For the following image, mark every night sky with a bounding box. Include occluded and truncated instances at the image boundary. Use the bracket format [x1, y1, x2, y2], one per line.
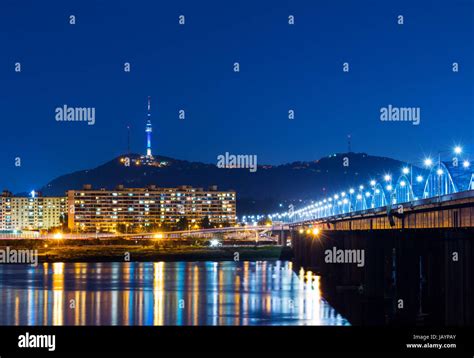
[1, 0, 472, 193]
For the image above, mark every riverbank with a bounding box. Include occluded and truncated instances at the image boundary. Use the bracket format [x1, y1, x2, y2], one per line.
[0, 239, 292, 262]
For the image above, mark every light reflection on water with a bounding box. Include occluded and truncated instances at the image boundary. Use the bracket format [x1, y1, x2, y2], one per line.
[0, 261, 350, 326]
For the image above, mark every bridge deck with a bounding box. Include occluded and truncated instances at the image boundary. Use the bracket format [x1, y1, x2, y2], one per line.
[291, 190, 474, 230]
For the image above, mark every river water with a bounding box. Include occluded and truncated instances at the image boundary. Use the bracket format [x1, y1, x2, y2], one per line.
[0, 261, 349, 326]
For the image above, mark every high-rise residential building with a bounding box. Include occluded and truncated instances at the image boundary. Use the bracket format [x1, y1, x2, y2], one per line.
[0, 190, 67, 231]
[67, 184, 236, 232]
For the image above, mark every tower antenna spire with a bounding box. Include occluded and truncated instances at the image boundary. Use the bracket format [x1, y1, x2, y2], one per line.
[347, 134, 352, 153]
[127, 125, 130, 154]
[145, 96, 153, 158]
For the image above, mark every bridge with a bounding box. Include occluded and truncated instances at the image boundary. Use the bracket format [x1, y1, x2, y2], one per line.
[271, 149, 474, 325]
[292, 190, 474, 231]
[0, 224, 281, 244]
[255, 152, 474, 251]
[276, 155, 473, 227]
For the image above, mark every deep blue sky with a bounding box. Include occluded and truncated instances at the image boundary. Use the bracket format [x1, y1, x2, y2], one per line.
[0, 0, 473, 192]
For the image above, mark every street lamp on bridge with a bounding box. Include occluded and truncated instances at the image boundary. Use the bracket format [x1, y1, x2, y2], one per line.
[424, 145, 470, 200]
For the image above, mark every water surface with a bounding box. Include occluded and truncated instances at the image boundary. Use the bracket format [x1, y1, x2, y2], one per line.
[0, 261, 349, 326]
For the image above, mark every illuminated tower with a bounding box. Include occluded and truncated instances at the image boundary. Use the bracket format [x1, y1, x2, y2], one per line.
[145, 96, 153, 158]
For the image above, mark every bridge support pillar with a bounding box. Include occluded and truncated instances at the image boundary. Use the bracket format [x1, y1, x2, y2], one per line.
[277, 229, 288, 246]
[291, 227, 474, 325]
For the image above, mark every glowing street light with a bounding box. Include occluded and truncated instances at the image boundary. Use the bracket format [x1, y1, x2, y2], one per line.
[436, 168, 443, 176]
[384, 174, 391, 182]
[386, 184, 393, 191]
[370, 180, 376, 187]
[416, 175, 423, 182]
[424, 158, 433, 167]
[454, 146, 462, 155]
[463, 160, 470, 168]
[402, 167, 410, 175]
[53, 233, 63, 240]
[210, 239, 220, 247]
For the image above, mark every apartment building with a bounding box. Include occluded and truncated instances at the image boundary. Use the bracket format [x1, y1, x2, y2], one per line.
[0, 190, 67, 231]
[67, 184, 236, 232]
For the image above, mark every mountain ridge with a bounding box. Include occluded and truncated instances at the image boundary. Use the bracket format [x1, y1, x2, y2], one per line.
[37, 152, 413, 214]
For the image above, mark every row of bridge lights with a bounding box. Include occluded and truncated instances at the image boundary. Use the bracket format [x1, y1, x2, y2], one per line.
[242, 146, 471, 223]
[292, 145, 471, 219]
[302, 167, 416, 210]
[298, 227, 320, 236]
[240, 214, 269, 225]
[424, 146, 470, 170]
